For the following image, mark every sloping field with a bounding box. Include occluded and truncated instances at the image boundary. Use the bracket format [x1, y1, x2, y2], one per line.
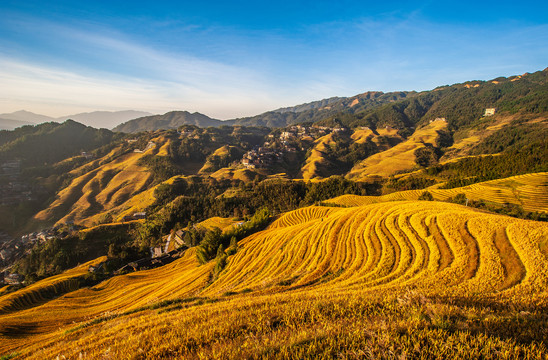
[347, 119, 447, 179]
[0, 257, 106, 315]
[0, 249, 212, 355]
[210, 167, 267, 182]
[1, 200, 548, 358]
[33, 138, 171, 226]
[300, 133, 336, 180]
[327, 172, 548, 213]
[196, 216, 240, 232]
[199, 145, 233, 173]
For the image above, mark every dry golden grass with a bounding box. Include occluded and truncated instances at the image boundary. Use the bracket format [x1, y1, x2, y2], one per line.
[0, 257, 106, 315]
[34, 151, 154, 226]
[348, 120, 448, 179]
[198, 145, 233, 173]
[196, 217, 240, 232]
[32, 137, 183, 227]
[210, 168, 266, 182]
[350, 128, 376, 144]
[2, 200, 548, 358]
[300, 133, 336, 180]
[329, 172, 548, 213]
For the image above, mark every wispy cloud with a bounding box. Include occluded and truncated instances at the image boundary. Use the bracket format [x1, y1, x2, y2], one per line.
[0, 15, 289, 118]
[0, 57, 282, 119]
[0, 8, 546, 118]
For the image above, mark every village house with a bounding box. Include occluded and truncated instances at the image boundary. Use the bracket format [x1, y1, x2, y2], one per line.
[150, 247, 164, 258]
[123, 212, 147, 222]
[484, 108, 496, 116]
[4, 273, 24, 285]
[280, 131, 293, 140]
[88, 263, 104, 273]
[81, 152, 94, 160]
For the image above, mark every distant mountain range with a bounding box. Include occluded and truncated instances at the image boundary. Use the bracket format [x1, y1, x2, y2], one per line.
[113, 91, 411, 132]
[0, 117, 36, 130]
[0, 110, 153, 130]
[4, 68, 548, 134]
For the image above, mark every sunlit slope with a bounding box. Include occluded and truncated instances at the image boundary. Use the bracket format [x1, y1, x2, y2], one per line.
[0, 249, 212, 354]
[0, 257, 106, 315]
[210, 167, 266, 182]
[33, 137, 171, 226]
[88, 174, 188, 224]
[204, 201, 548, 302]
[199, 145, 234, 173]
[327, 172, 548, 213]
[2, 201, 548, 357]
[300, 133, 337, 180]
[197, 216, 240, 231]
[347, 119, 448, 178]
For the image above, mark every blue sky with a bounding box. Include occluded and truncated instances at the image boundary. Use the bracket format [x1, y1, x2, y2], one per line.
[0, 0, 547, 119]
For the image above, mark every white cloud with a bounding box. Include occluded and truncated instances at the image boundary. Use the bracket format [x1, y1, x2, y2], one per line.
[0, 16, 292, 119]
[0, 57, 286, 118]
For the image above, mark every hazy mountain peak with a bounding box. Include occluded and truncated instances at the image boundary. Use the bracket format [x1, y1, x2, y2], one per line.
[57, 110, 154, 129]
[0, 110, 55, 123]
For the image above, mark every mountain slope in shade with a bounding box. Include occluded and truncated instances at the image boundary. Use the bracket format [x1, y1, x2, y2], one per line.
[0, 110, 54, 123]
[0, 117, 35, 130]
[57, 110, 153, 129]
[113, 111, 231, 133]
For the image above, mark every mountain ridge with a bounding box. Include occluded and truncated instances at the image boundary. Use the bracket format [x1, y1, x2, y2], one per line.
[0, 110, 154, 130]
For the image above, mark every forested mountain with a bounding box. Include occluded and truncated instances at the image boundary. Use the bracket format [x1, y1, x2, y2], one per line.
[0, 110, 153, 130]
[113, 111, 227, 132]
[111, 69, 547, 135]
[0, 120, 120, 167]
[114, 91, 413, 132]
[316, 69, 548, 132]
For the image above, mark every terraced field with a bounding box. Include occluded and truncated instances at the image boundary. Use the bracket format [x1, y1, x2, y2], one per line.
[347, 119, 448, 179]
[199, 145, 235, 173]
[1, 200, 548, 358]
[33, 137, 169, 226]
[206, 201, 548, 300]
[210, 167, 266, 182]
[196, 216, 240, 232]
[300, 133, 336, 180]
[328, 172, 548, 213]
[0, 257, 106, 315]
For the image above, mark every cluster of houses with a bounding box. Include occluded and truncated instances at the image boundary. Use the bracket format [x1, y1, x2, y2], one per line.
[178, 129, 200, 139]
[1, 273, 24, 285]
[1, 228, 64, 266]
[0, 229, 62, 286]
[241, 147, 283, 169]
[0, 231, 39, 266]
[122, 212, 147, 222]
[114, 230, 188, 274]
[240, 125, 351, 169]
[0, 160, 34, 206]
[80, 151, 95, 160]
[279, 125, 348, 142]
